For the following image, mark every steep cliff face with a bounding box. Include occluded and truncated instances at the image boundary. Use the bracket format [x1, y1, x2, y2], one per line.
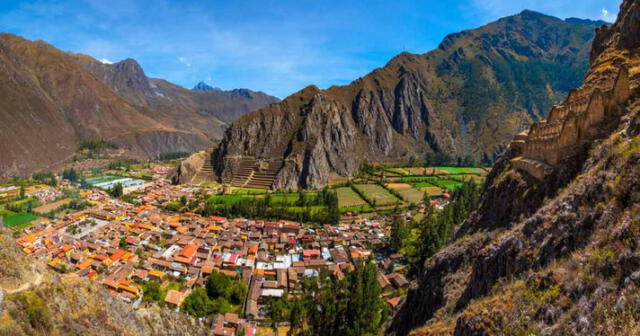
[214, 12, 605, 189]
[0, 33, 278, 179]
[389, 1, 640, 334]
[0, 230, 207, 336]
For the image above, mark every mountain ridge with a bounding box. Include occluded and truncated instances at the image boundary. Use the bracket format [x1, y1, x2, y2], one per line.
[0, 33, 279, 179]
[212, 10, 604, 190]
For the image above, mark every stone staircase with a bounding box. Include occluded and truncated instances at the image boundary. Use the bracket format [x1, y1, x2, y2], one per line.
[192, 149, 216, 184]
[229, 159, 283, 189]
[230, 159, 257, 187]
[245, 160, 283, 189]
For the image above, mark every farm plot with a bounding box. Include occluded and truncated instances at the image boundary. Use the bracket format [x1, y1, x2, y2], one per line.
[32, 199, 71, 214]
[336, 187, 368, 208]
[414, 182, 446, 196]
[399, 176, 440, 183]
[353, 184, 400, 206]
[432, 179, 463, 191]
[269, 192, 318, 205]
[393, 187, 425, 204]
[404, 167, 437, 176]
[3, 212, 38, 229]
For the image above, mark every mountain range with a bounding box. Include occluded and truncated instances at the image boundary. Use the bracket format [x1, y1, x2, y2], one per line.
[212, 11, 607, 190]
[0, 34, 279, 179]
[390, 0, 640, 334]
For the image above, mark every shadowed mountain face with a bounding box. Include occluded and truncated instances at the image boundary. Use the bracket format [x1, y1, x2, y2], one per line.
[214, 11, 607, 190]
[0, 33, 279, 178]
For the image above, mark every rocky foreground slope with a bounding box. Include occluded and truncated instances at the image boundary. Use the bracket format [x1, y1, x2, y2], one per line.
[0, 34, 278, 179]
[0, 229, 207, 336]
[213, 12, 606, 190]
[389, 0, 640, 334]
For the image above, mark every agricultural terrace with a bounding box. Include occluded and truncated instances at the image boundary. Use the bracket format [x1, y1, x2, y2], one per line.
[2, 212, 38, 230]
[415, 183, 445, 197]
[353, 184, 401, 206]
[385, 184, 425, 204]
[335, 187, 371, 213]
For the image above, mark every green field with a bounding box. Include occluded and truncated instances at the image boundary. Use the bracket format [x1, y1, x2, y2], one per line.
[6, 198, 40, 212]
[432, 179, 463, 191]
[336, 187, 368, 207]
[207, 194, 249, 204]
[437, 167, 482, 175]
[399, 176, 441, 183]
[353, 184, 401, 206]
[207, 192, 319, 206]
[336, 187, 371, 213]
[230, 187, 270, 195]
[416, 184, 445, 197]
[393, 187, 425, 204]
[3, 212, 38, 229]
[269, 192, 318, 205]
[0, 209, 16, 217]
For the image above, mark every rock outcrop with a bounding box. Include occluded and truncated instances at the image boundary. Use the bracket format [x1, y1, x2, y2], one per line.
[214, 11, 606, 190]
[0, 33, 279, 179]
[389, 1, 640, 334]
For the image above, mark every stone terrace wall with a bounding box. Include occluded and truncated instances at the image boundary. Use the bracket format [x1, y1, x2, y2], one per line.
[511, 67, 632, 179]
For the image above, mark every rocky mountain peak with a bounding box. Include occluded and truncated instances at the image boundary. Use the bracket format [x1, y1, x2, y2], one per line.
[110, 58, 152, 94]
[192, 81, 221, 92]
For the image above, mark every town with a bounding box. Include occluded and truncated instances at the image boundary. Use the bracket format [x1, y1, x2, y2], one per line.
[2, 164, 431, 335]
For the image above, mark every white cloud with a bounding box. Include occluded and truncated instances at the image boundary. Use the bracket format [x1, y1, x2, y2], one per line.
[100, 58, 113, 64]
[601, 8, 616, 22]
[177, 56, 191, 67]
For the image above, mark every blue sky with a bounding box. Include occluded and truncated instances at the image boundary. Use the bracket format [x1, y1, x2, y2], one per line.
[0, 0, 622, 98]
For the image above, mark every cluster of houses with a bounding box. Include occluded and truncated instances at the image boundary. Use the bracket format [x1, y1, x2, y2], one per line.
[14, 176, 410, 333]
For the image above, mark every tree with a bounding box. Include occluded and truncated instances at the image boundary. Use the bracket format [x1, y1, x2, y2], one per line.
[109, 183, 123, 198]
[230, 281, 248, 305]
[142, 281, 162, 303]
[390, 213, 410, 250]
[19, 186, 25, 199]
[182, 287, 214, 317]
[119, 236, 129, 249]
[410, 180, 481, 274]
[295, 262, 385, 336]
[269, 292, 290, 328]
[206, 271, 232, 299]
[295, 191, 307, 207]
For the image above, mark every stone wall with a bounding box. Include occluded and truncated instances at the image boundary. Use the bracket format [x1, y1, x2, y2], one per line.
[510, 67, 633, 179]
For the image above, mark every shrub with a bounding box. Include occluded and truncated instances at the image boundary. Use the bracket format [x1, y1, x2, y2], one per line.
[14, 291, 52, 330]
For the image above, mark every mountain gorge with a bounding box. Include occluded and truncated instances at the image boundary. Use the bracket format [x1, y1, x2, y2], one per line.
[0, 33, 278, 179]
[212, 11, 606, 190]
[389, 0, 640, 334]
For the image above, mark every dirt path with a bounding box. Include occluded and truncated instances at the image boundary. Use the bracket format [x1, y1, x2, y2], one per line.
[4, 272, 43, 294]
